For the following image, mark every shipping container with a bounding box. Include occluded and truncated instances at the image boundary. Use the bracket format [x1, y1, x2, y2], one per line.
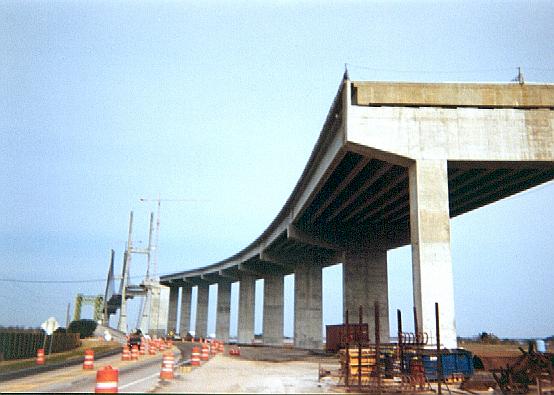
[325, 324, 369, 353]
[403, 349, 474, 380]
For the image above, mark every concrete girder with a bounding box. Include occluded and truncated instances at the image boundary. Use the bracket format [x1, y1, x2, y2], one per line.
[308, 156, 372, 223]
[286, 224, 342, 251]
[238, 262, 264, 278]
[200, 273, 220, 284]
[291, 100, 347, 220]
[218, 269, 239, 282]
[343, 171, 408, 222]
[326, 162, 395, 222]
[452, 169, 554, 216]
[183, 276, 211, 287]
[450, 169, 513, 204]
[370, 199, 409, 223]
[259, 251, 295, 272]
[358, 185, 408, 223]
[449, 169, 498, 195]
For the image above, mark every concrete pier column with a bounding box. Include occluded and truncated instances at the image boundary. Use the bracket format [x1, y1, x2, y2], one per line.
[179, 285, 192, 335]
[195, 284, 209, 338]
[237, 273, 256, 344]
[409, 159, 457, 349]
[343, 250, 389, 342]
[294, 264, 322, 349]
[216, 280, 232, 342]
[167, 286, 179, 334]
[263, 273, 284, 346]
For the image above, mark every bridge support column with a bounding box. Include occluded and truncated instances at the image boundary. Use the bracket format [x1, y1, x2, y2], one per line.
[263, 273, 284, 346]
[216, 280, 231, 342]
[179, 285, 192, 335]
[195, 284, 209, 338]
[409, 159, 457, 349]
[343, 250, 389, 342]
[167, 286, 179, 335]
[294, 264, 322, 349]
[238, 273, 256, 344]
[148, 284, 163, 337]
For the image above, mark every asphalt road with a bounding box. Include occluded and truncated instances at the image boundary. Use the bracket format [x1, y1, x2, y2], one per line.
[0, 343, 196, 393]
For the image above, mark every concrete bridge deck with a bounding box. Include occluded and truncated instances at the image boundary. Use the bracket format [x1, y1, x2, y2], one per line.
[161, 76, 554, 349]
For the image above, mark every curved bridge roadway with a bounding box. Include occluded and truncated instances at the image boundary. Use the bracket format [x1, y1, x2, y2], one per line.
[161, 75, 554, 350]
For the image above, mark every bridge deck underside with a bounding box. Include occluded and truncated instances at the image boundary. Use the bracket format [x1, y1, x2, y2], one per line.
[293, 151, 554, 252]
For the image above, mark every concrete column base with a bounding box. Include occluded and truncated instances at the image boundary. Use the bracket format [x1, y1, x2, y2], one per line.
[167, 286, 179, 335]
[294, 264, 322, 350]
[343, 250, 390, 342]
[263, 273, 284, 346]
[409, 159, 457, 348]
[195, 284, 209, 338]
[238, 273, 256, 344]
[216, 280, 232, 342]
[179, 286, 192, 336]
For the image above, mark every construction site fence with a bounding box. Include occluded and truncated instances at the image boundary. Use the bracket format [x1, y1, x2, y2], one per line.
[0, 331, 81, 360]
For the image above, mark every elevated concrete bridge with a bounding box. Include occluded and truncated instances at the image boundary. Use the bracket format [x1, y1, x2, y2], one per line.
[161, 75, 554, 349]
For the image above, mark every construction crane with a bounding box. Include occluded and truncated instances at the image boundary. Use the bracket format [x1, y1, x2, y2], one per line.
[102, 197, 207, 334]
[135, 196, 207, 335]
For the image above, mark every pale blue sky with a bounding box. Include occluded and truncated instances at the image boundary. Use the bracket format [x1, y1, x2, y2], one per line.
[1, 1, 553, 338]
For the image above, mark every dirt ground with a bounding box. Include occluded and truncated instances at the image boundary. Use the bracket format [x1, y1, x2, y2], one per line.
[161, 345, 342, 393]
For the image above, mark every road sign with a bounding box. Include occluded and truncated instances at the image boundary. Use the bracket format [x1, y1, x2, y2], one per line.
[41, 317, 59, 335]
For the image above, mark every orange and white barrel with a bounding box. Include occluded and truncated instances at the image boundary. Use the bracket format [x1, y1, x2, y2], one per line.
[121, 346, 131, 361]
[159, 352, 175, 380]
[139, 339, 146, 355]
[149, 342, 157, 355]
[201, 343, 209, 361]
[131, 345, 139, 361]
[191, 346, 201, 366]
[83, 349, 94, 370]
[36, 348, 45, 365]
[142, 341, 149, 355]
[210, 341, 217, 356]
[159, 341, 166, 351]
[95, 365, 118, 393]
[218, 342, 224, 353]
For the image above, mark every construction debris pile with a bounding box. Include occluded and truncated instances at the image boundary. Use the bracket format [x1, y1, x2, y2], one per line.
[492, 344, 554, 394]
[332, 302, 472, 393]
